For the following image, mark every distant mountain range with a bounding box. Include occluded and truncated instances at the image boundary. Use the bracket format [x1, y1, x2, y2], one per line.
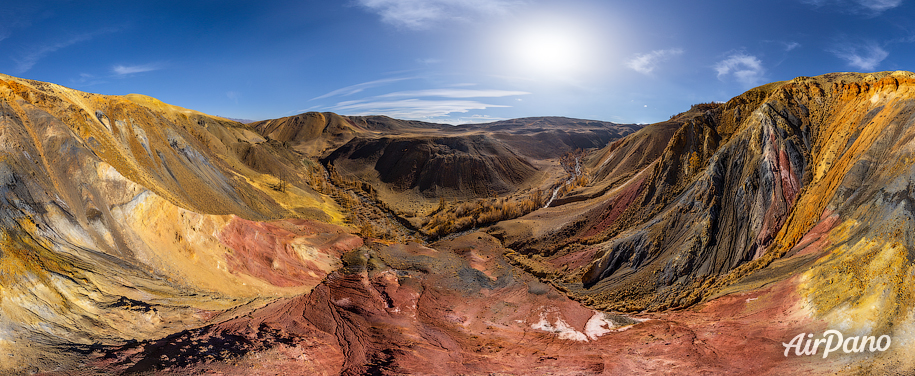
[224, 117, 257, 124]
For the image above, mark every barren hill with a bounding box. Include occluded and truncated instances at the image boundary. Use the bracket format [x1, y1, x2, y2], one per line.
[323, 134, 538, 197]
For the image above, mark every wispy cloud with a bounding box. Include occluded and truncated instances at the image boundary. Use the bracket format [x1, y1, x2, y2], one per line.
[377, 89, 530, 98]
[0, 4, 38, 47]
[853, 0, 901, 12]
[800, 0, 901, 14]
[328, 98, 511, 119]
[450, 114, 509, 124]
[714, 53, 766, 87]
[784, 41, 801, 51]
[311, 77, 415, 100]
[70, 61, 164, 87]
[312, 76, 528, 121]
[626, 48, 684, 75]
[829, 41, 888, 71]
[356, 0, 526, 29]
[71, 72, 106, 86]
[112, 62, 164, 76]
[227, 91, 241, 104]
[13, 28, 118, 74]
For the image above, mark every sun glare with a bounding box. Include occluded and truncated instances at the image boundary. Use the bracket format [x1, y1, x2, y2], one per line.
[499, 18, 597, 80]
[515, 30, 582, 74]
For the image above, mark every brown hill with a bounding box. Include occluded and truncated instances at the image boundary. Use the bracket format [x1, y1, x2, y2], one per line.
[250, 112, 362, 157]
[346, 114, 451, 132]
[252, 112, 638, 160]
[323, 134, 538, 197]
[468, 117, 641, 159]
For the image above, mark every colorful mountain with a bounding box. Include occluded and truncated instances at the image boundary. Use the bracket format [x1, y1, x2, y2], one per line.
[1, 71, 913, 375]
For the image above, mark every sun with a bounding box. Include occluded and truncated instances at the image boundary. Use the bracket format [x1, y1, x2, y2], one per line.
[502, 19, 595, 79]
[514, 30, 582, 74]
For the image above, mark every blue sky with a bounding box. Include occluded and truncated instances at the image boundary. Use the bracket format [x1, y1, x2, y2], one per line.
[2, 0, 913, 124]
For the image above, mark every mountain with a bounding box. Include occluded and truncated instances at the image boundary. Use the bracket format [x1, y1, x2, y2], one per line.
[496, 71, 915, 373]
[461, 117, 641, 159]
[501, 72, 915, 312]
[257, 113, 638, 235]
[249, 113, 637, 158]
[1, 71, 913, 375]
[323, 134, 539, 197]
[224, 117, 257, 124]
[0, 73, 356, 372]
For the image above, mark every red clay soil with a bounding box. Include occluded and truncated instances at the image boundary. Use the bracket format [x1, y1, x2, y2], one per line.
[549, 245, 601, 272]
[582, 175, 646, 238]
[789, 210, 840, 257]
[86, 232, 838, 376]
[220, 217, 363, 287]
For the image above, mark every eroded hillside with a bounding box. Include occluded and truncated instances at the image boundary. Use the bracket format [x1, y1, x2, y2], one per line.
[0, 74, 358, 371]
[503, 71, 915, 373]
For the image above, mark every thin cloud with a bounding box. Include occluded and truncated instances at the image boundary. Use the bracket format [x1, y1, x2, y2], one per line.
[71, 72, 106, 86]
[715, 53, 766, 87]
[70, 62, 164, 87]
[311, 77, 414, 100]
[112, 62, 164, 76]
[312, 77, 529, 120]
[800, 0, 901, 14]
[459, 114, 508, 122]
[626, 48, 684, 75]
[0, 4, 38, 47]
[328, 98, 511, 119]
[887, 33, 915, 44]
[227, 91, 241, 104]
[830, 42, 888, 71]
[785, 42, 801, 51]
[13, 28, 117, 74]
[356, 0, 526, 29]
[855, 0, 902, 12]
[377, 89, 530, 98]
[435, 114, 510, 125]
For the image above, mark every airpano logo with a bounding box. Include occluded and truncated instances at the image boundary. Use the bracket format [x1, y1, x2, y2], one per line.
[783, 330, 891, 358]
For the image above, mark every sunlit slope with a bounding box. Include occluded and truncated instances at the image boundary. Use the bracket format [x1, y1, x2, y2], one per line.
[503, 71, 915, 329]
[251, 112, 366, 157]
[0, 74, 356, 371]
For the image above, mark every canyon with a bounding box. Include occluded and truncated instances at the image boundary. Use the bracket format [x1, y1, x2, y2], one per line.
[1, 71, 914, 375]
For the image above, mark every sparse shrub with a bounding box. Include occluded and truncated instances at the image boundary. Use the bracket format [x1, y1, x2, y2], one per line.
[417, 188, 547, 238]
[688, 151, 701, 173]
